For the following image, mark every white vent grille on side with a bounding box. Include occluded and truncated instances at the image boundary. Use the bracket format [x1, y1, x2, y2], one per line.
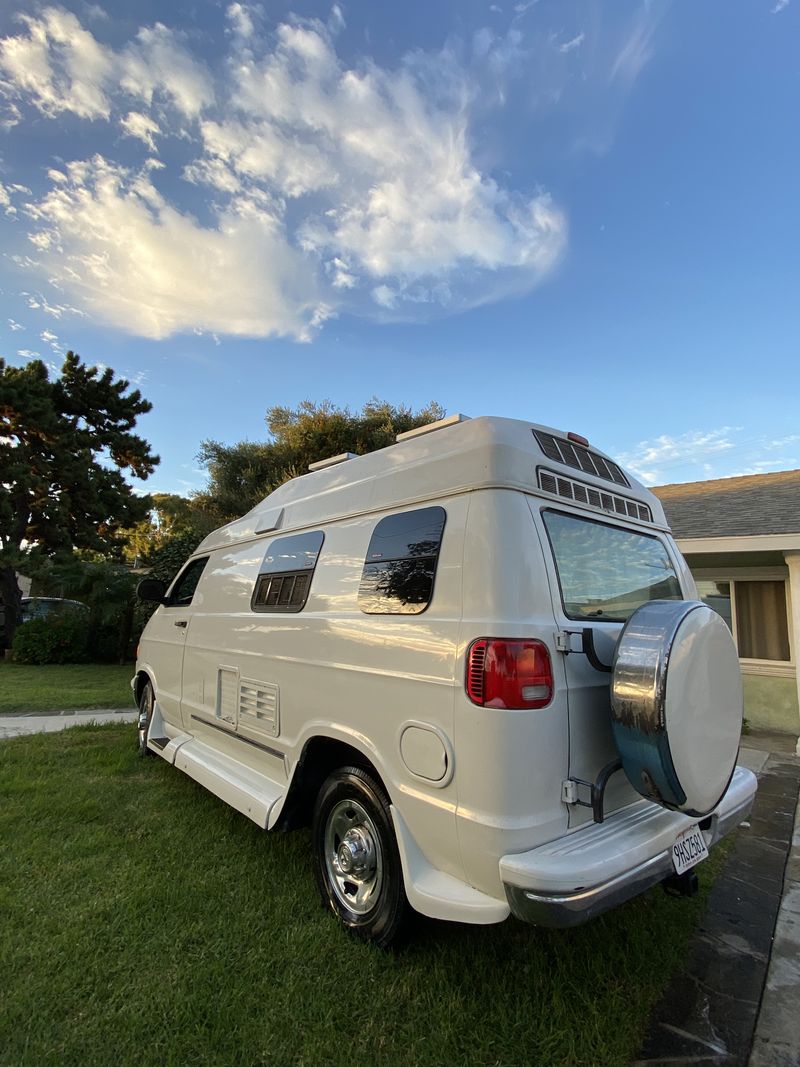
[538, 469, 652, 523]
[239, 680, 280, 737]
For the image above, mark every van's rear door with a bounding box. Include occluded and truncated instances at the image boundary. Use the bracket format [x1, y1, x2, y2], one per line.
[531, 503, 685, 827]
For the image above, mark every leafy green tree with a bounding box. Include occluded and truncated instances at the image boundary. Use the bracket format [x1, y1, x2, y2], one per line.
[122, 492, 215, 566]
[195, 399, 446, 522]
[0, 353, 158, 647]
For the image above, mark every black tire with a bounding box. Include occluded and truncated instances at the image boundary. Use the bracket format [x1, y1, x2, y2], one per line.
[312, 766, 408, 948]
[137, 680, 155, 758]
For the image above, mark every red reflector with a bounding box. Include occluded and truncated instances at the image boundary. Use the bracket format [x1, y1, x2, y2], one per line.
[466, 638, 553, 709]
[567, 431, 590, 447]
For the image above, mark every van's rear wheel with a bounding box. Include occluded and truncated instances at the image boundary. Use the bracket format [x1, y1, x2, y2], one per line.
[137, 680, 155, 758]
[312, 766, 408, 948]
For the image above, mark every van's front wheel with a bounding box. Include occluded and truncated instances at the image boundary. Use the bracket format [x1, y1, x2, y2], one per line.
[312, 767, 407, 947]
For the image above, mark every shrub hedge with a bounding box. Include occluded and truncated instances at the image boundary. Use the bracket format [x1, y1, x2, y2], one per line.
[11, 616, 90, 665]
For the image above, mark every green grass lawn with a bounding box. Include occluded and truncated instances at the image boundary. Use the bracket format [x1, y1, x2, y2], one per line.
[0, 662, 133, 713]
[0, 725, 728, 1067]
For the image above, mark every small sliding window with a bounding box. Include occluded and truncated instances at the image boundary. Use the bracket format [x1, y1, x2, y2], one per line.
[251, 530, 324, 613]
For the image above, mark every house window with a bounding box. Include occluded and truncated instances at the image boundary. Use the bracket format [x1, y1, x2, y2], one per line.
[358, 506, 446, 614]
[696, 578, 791, 662]
[735, 581, 790, 661]
[251, 530, 324, 613]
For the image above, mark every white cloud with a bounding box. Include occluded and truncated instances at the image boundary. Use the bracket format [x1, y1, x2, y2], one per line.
[372, 284, 397, 308]
[0, 100, 21, 130]
[120, 111, 160, 150]
[559, 33, 584, 54]
[0, 179, 28, 216]
[8, 318, 24, 330]
[772, 0, 790, 12]
[765, 434, 800, 449]
[226, 3, 257, 39]
[619, 429, 737, 485]
[17, 348, 40, 358]
[119, 24, 214, 118]
[39, 327, 64, 354]
[23, 291, 86, 319]
[0, 7, 113, 119]
[0, 8, 213, 122]
[28, 155, 323, 340]
[3, 6, 569, 339]
[0, 180, 14, 216]
[610, 6, 664, 87]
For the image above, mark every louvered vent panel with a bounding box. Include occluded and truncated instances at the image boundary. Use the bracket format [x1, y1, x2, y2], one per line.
[217, 667, 238, 724]
[239, 680, 280, 737]
[540, 472, 558, 495]
[533, 430, 629, 486]
[537, 469, 652, 523]
[467, 641, 487, 703]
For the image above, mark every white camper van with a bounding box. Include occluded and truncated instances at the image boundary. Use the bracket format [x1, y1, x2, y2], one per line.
[134, 415, 757, 946]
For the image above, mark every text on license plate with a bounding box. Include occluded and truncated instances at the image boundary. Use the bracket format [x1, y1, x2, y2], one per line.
[672, 825, 709, 875]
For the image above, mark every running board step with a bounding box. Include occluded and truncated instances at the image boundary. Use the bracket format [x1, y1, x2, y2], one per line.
[173, 737, 285, 829]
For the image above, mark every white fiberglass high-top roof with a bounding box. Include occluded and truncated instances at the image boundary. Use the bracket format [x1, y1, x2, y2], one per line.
[196, 416, 667, 553]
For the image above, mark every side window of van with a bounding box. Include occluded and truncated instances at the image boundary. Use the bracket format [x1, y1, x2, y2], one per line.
[251, 530, 324, 613]
[167, 557, 209, 607]
[358, 506, 446, 615]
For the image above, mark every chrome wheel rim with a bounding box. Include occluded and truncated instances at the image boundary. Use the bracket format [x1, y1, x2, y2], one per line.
[324, 798, 383, 916]
[138, 688, 153, 749]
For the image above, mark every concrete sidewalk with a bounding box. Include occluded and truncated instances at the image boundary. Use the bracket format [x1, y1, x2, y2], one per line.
[0, 707, 137, 739]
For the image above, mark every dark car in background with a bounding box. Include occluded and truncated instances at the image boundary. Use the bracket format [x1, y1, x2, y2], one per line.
[20, 597, 90, 622]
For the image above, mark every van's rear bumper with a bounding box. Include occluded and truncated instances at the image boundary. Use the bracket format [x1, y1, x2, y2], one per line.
[500, 765, 757, 928]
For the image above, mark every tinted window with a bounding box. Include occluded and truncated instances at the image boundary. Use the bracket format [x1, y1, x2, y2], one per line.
[252, 530, 324, 613]
[168, 558, 208, 607]
[259, 531, 324, 574]
[542, 510, 682, 622]
[359, 507, 446, 615]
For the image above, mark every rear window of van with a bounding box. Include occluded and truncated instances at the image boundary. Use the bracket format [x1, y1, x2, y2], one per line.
[542, 510, 682, 622]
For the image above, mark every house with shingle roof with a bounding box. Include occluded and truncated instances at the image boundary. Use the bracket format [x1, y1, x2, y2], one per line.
[653, 469, 800, 743]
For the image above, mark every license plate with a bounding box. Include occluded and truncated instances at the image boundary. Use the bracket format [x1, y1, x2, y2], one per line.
[672, 825, 709, 875]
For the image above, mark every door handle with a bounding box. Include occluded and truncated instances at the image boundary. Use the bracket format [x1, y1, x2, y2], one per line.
[174, 620, 188, 628]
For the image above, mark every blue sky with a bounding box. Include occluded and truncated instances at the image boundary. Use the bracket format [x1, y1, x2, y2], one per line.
[1, 0, 798, 497]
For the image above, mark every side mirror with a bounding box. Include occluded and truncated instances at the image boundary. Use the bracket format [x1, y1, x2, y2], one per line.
[136, 577, 167, 603]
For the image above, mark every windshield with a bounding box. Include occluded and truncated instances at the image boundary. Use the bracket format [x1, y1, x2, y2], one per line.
[542, 510, 683, 622]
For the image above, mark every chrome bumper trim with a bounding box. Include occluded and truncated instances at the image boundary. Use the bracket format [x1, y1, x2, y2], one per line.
[503, 782, 756, 928]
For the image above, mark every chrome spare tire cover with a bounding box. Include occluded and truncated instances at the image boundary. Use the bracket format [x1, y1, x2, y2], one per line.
[610, 600, 742, 817]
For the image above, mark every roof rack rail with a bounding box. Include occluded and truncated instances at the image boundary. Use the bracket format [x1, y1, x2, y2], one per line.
[395, 413, 470, 443]
[308, 452, 358, 472]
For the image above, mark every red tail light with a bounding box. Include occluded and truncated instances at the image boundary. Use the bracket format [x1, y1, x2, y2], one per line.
[466, 638, 553, 709]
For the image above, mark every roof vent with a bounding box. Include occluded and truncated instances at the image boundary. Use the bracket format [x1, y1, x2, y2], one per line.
[395, 413, 470, 443]
[254, 507, 284, 534]
[533, 430, 629, 487]
[308, 452, 358, 472]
